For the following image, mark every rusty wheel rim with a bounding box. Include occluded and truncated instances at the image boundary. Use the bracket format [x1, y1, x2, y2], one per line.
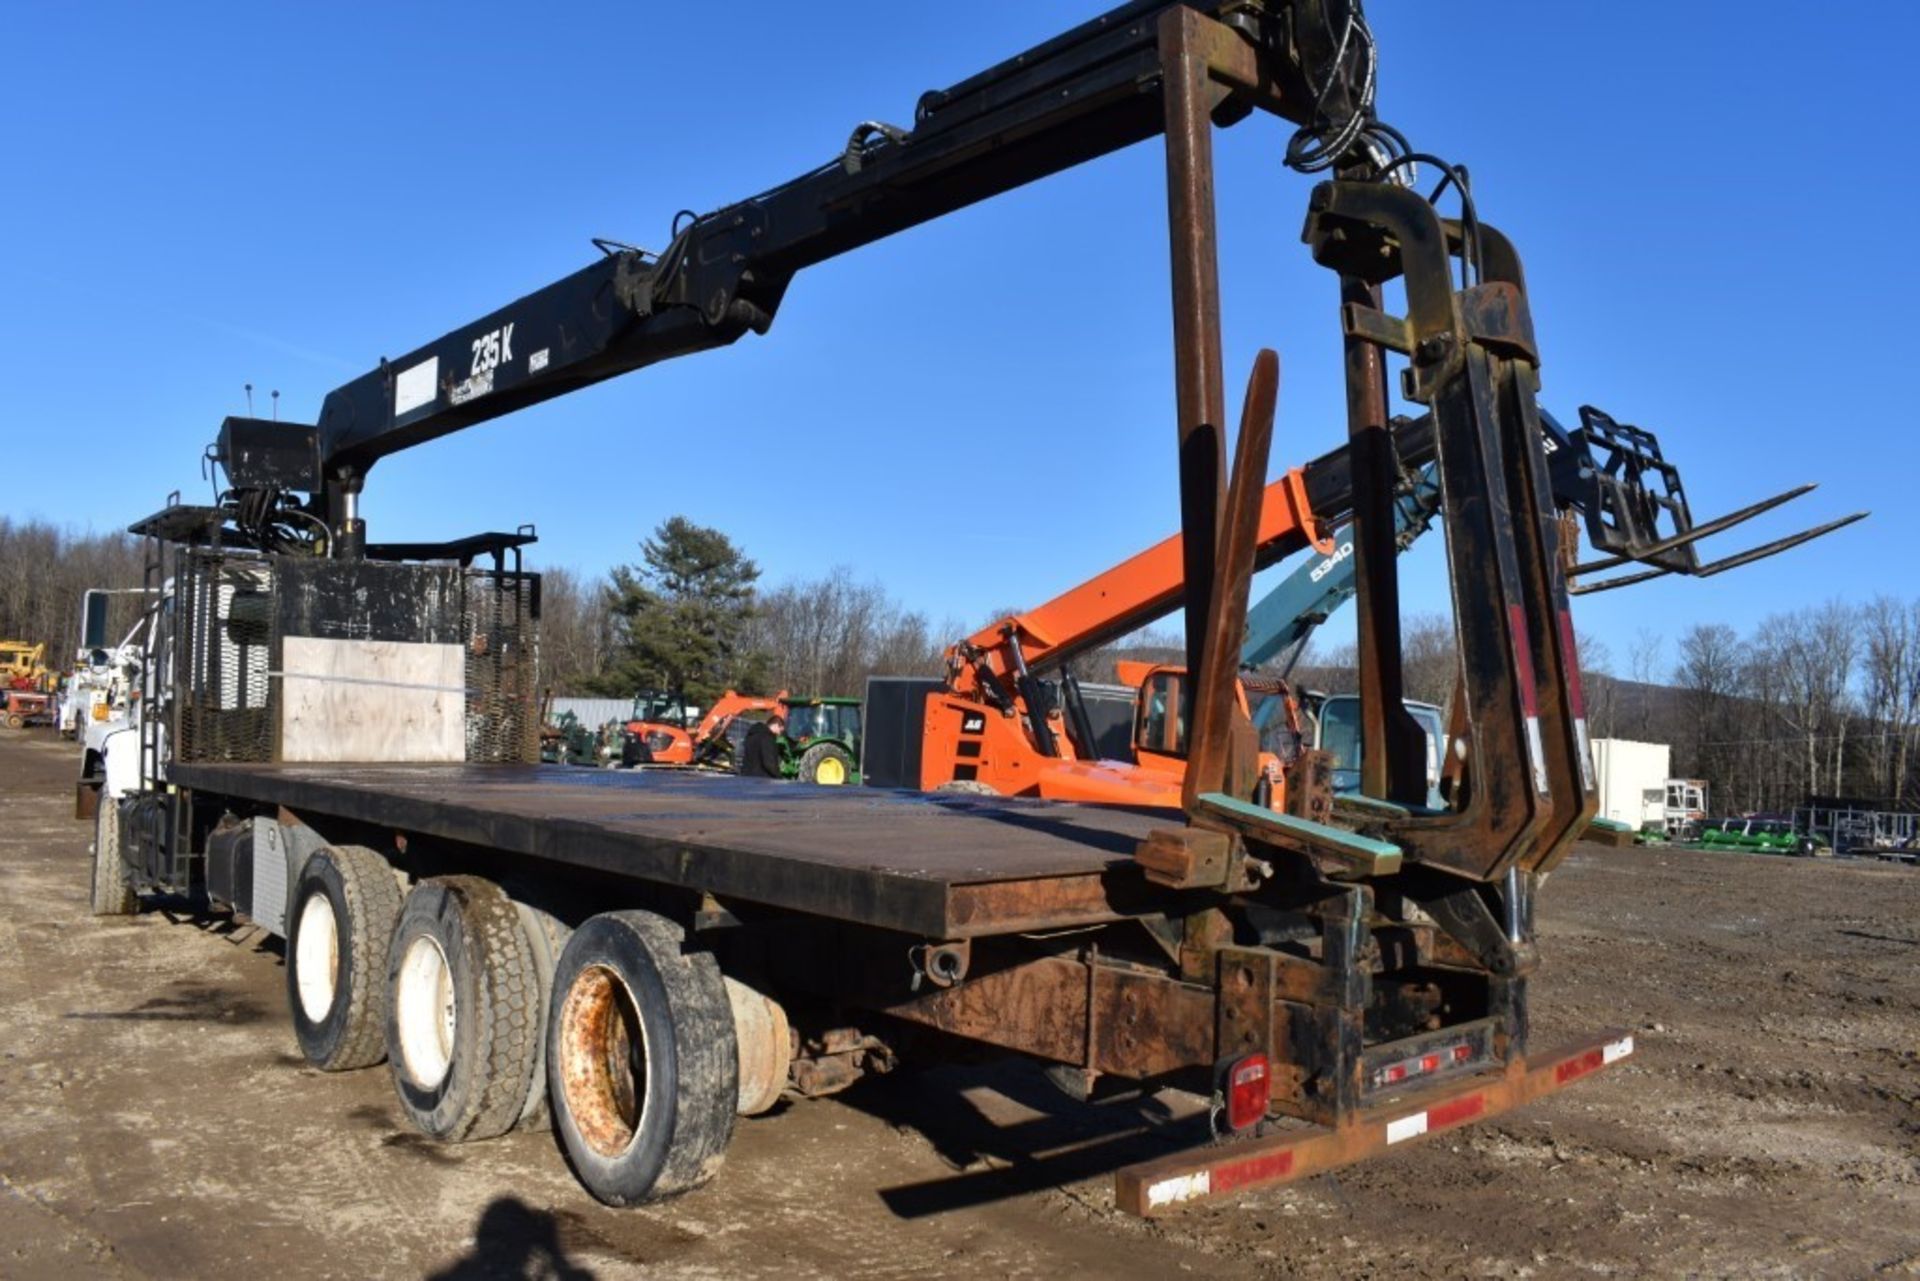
[558, 963, 648, 1158]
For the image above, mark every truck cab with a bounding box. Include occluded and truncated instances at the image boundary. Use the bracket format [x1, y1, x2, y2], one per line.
[1301, 692, 1447, 809]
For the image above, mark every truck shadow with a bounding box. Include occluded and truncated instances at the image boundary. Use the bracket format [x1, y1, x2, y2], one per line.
[63, 981, 270, 1025]
[839, 1059, 1207, 1217]
[428, 1196, 596, 1280]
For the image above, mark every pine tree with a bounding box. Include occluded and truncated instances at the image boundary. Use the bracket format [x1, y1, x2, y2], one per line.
[590, 517, 760, 705]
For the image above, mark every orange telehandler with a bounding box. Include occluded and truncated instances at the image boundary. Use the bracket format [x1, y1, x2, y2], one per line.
[911, 407, 1859, 814]
[919, 461, 1334, 808]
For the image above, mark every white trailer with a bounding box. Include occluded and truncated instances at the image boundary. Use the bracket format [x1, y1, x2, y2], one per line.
[1590, 738, 1672, 833]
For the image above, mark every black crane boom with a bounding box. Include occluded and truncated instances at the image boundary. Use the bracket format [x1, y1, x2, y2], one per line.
[298, 0, 1345, 507]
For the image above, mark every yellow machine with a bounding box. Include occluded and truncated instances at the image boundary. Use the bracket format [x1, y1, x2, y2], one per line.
[0, 640, 51, 692]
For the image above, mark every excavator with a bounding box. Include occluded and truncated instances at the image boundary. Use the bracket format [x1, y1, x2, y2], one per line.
[907, 406, 1860, 812]
[620, 689, 785, 766]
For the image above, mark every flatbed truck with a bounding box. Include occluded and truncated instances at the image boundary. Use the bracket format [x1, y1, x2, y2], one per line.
[85, 0, 1855, 1216]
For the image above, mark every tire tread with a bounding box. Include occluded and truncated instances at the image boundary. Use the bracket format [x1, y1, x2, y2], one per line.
[437, 876, 540, 1141]
[303, 844, 402, 1071]
[89, 798, 136, 916]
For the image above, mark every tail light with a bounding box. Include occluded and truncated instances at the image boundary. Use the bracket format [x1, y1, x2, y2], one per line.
[1372, 1039, 1477, 1090]
[1224, 1054, 1269, 1132]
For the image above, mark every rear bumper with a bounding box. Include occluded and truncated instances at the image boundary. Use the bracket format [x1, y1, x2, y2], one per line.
[1115, 1029, 1635, 1216]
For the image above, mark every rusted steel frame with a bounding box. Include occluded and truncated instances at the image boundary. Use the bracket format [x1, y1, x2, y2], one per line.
[1114, 1027, 1636, 1216]
[1342, 273, 1429, 806]
[1469, 223, 1599, 874]
[1158, 5, 1233, 689]
[944, 872, 1147, 938]
[1299, 885, 1370, 1122]
[1303, 180, 1547, 882]
[876, 953, 1215, 1079]
[1214, 887, 1374, 1127]
[1183, 349, 1278, 807]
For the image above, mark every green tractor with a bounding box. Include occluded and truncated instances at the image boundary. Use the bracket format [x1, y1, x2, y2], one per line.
[701, 695, 864, 785]
[779, 696, 862, 785]
[541, 710, 603, 767]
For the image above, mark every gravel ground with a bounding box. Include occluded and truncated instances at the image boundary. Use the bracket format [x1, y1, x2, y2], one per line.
[1, 729, 1915, 1279]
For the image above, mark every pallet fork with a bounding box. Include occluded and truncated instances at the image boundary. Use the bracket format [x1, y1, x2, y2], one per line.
[1553, 406, 1865, 594]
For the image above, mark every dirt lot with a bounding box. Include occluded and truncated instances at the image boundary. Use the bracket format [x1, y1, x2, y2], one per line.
[1, 730, 1915, 1279]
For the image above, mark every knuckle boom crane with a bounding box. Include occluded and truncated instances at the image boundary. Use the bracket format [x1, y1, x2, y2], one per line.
[115, 0, 1865, 1215]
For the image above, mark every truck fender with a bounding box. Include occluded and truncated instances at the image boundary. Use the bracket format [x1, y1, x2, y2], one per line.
[99, 726, 140, 800]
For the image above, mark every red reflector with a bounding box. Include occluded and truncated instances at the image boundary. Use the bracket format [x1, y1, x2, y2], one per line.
[1451, 1044, 1473, 1063]
[1557, 608, 1587, 718]
[1428, 1093, 1486, 1130]
[1210, 1148, 1295, 1194]
[1420, 1053, 1441, 1073]
[1226, 1054, 1270, 1131]
[1555, 1048, 1605, 1084]
[1508, 604, 1540, 717]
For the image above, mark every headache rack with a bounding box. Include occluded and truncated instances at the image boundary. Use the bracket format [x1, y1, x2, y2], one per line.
[131, 505, 541, 773]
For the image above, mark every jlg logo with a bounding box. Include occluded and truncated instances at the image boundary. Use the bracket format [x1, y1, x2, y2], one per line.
[471, 323, 515, 376]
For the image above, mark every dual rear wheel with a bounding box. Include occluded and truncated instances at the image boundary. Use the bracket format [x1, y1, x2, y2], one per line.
[283, 848, 742, 1203]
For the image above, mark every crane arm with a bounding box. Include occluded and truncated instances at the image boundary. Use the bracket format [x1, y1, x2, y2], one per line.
[261, 0, 1362, 523]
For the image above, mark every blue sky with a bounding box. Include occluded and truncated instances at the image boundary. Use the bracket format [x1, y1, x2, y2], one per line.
[2, 2, 1911, 677]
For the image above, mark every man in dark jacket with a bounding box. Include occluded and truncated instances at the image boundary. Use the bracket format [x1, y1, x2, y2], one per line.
[740, 714, 786, 779]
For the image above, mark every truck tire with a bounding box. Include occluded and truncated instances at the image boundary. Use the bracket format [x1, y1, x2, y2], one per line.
[89, 796, 136, 916]
[510, 900, 572, 1132]
[548, 910, 737, 1205]
[287, 844, 403, 1071]
[385, 877, 541, 1142]
[797, 741, 854, 785]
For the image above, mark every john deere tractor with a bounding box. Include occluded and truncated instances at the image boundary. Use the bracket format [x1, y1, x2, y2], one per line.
[781, 696, 862, 785]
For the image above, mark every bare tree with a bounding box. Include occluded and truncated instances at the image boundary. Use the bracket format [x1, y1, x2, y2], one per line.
[743, 567, 950, 696]
[1862, 596, 1920, 804]
[1753, 603, 1858, 803]
[0, 518, 146, 665]
[1673, 622, 1746, 806]
[536, 566, 616, 694]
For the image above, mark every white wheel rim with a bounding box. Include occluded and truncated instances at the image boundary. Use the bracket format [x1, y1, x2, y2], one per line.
[294, 893, 340, 1022]
[395, 933, 456, 1090]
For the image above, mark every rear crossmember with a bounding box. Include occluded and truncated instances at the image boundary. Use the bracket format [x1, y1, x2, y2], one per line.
[1115, 1030, 1635, 1215]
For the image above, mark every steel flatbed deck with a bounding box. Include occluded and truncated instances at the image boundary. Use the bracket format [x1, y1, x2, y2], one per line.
[168, 762, 1166, 939]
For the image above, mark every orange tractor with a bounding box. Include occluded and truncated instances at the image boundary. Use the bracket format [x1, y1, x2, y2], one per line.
[621, 690, 787, 766]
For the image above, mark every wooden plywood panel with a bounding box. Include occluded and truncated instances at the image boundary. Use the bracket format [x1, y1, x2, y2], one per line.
[279, 637, 465, 763]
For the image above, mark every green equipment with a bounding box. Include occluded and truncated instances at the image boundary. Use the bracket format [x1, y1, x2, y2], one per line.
[780, 696, 862, 785]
